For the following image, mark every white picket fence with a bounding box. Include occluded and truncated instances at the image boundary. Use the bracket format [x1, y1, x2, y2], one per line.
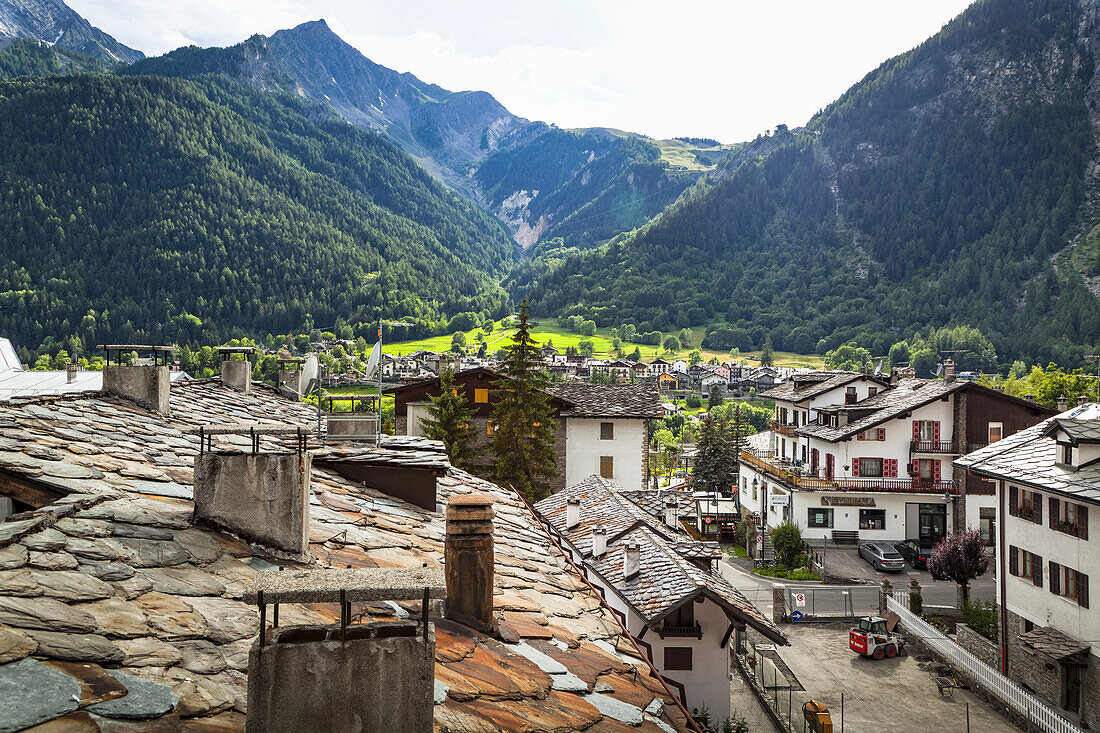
[886, 596, 1083, 733]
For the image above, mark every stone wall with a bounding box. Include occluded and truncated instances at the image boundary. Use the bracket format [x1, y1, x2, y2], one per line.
[551, 418, 567, 493]
[955, 623, 999, 668]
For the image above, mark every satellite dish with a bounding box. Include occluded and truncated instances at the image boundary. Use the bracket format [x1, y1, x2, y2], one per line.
[301, 353, 319, 396]
[363, 341, 381, 379]
[934, 363, 944, 377]
[874, 358, 883, 375]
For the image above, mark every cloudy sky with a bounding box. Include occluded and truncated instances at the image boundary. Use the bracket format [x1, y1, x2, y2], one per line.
[68, 0, 974, 142]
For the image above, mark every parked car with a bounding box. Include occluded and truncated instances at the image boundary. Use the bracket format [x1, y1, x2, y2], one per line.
[893, 539, 935, 570]
[857, 542, 905, 572]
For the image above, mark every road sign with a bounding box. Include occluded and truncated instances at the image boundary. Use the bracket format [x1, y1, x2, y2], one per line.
[791, 611, 803, 622]
[793, 593, 806, 608]
[755, 534, 763, 545]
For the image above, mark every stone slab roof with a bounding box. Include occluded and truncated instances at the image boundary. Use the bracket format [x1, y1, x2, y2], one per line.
[759, 371, 870, 403]
[958, 405, 1100, 504]
[535, 477, 785, 645]
[797, 378, 962, 442]
[545, 383, 664, 419]
[616, 490, 697, 521]
[0, 381, 693, 732]
[1020, 626, 1091, 660]
[1044, 418, 1100, 443]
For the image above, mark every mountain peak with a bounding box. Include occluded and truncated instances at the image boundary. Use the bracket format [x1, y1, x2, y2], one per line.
[0, 0, 143, 63]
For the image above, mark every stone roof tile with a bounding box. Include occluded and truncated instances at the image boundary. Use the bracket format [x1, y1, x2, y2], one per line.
[0, 380, 693, 732]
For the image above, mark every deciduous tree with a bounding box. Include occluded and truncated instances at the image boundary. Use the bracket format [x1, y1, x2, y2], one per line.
[927, 528, 991, 606]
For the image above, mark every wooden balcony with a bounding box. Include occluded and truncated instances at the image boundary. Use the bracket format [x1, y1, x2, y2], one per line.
[658, 624, 703, 639]
[911, 440, 989, 455]
[739, 450, 958, 494]
[769, 420, 798, 437]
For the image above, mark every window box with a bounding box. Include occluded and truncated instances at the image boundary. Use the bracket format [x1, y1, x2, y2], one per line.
[1013, 506, 1035, 521]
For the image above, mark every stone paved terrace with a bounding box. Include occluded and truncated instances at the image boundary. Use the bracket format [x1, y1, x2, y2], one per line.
[0, 379, 695, 732]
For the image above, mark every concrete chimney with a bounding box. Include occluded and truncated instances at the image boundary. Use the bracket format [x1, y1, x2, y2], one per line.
[1079, 394, 1090, 406]
[445, 494, 496, 635]
[245, 567, 443, 733]
[192, 426, 311, 557]
[1058, 394, 1069, 411]
[566, 498, 581, 529]
[218, 346, 255, 393]
[623, 543, 640, 580]
[66, 361, 78, 383]
[277, 359, 304, 401]
[591, 525, 607, 558]
[99, 345, 172, 415]
[664, 498, 679, 528]
[944, 358, 955, 383]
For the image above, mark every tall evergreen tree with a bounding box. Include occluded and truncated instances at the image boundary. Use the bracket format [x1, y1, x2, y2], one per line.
[760, 339, 775, 367]
[492, 301, 558, 500]
[693, 412, 738, 495]
[419, 366, 475, 470]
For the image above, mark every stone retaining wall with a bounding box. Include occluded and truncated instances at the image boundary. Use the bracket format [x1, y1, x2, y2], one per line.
[955, 623, 999, 669]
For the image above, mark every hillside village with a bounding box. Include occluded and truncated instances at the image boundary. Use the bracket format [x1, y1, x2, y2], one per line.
[4, 0, 1100, 731]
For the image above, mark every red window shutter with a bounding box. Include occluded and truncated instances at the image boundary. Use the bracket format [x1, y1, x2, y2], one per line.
[933, 421, 941, 441]
[852, 458, 860, 476]
[877, 428, 886, 441]
[1009, 486, 1018, 514]
[857, 431, 864, 441]
[933, 460, 941, 482]
[911, 461, 920, 475]
[1050, 561, 1060, 596]
[1079, 573, 1089, 609]
[1049, 497, 1059, 529]
[1080, 506, 1088, 540]
[912, 421, 920, 441]
[885, 459, 897, 477]
[1009, 546, 1018, 576]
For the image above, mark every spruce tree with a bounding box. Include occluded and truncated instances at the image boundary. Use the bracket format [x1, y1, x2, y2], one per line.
[492, 301, 558, 500]
[760, 339, 775, 367]
[693, 411, 737, 495]
[419, 366, 475, 470]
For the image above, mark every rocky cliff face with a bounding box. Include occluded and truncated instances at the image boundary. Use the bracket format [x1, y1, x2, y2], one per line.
[0, 0, 142, 62]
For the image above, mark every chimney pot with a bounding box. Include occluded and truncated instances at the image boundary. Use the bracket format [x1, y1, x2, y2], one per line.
[445, 493, 496, 634]
[1079, 394, 1089, 406]
[944, 358, 956, 383]
[66, 361, 78, 383]
[623, 543, 640, 580]
[664, 498, 679, 528]
[592, 525, 607, 558]
[566, 498, 580, 529]
[1058, 394, 1068, 411]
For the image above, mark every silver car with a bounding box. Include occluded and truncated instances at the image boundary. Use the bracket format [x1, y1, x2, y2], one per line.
[858, 542, 905, 573]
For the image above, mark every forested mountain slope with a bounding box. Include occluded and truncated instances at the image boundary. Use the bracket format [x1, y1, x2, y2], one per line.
[0, 74, 516, 351]
[127, 20, 544, 198]
[0, 0, 141, 62]
[520, 0, 1100, 366]
[129, 20, 720, 251]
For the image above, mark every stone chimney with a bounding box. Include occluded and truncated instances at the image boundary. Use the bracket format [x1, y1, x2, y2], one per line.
[566, 498, 580, 529]
[592, 525, 607, 558]
[623, 543, 640, 580]
[1058, 394, 1069, 411]
[276, 358, 304, 400]
[445, 494, 496, 635]
[664, 498, 679, 528]
[218, 346, 255, 393]
[99, 345, 172, 415]
[1079, 394, 1090, 406]
[944, 358, 955, 383]
[192, 425, 311, 557]
[66, 360, 78, 383]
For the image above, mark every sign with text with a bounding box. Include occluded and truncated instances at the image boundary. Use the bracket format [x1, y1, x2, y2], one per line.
[821, 496, 876, 507]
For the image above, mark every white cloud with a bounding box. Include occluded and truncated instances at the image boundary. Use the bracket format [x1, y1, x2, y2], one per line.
[65, 0, 974, 142]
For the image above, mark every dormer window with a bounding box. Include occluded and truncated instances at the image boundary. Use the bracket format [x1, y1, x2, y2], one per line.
[1062, 443, 1073, 466]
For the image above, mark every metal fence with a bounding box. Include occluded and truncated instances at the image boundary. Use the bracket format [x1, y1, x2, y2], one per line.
[886, 596, 1083, 733]
[785, 585, 880, 621]
[741, 636, 798, 731]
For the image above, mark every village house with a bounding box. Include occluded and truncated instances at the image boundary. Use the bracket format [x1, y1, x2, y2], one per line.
[390, 368, 663, 491]
[650, 358, 673, 376]
[0, 355, 696, 732]
[739, 365, 1051, 545]
[958, 402, 1100, 729]
[535, 476, 786, 720]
